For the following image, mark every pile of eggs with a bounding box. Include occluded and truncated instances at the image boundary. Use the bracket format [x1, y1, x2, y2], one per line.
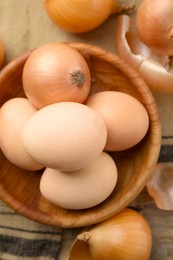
[0, 43, 149, 210]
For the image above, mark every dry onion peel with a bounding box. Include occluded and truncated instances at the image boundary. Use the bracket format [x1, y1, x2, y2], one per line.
[147, 163, 173, 210]
[44, 0, 135, 33]
[67, 208, 152, 260]
[115, 15, 173, 93]
[0, 40, 4, 68]
[67, 239, 92, 260]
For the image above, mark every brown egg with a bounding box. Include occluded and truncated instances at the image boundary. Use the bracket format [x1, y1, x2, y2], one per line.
[0, 98, 44, 170]
[85, 91, 149, 151]
[22, 102, 107, 171]
[40, 152, 118, 210]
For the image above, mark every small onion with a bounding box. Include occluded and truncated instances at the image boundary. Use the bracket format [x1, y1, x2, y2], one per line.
[68, 208, 152, 260]
[22, 43, 91, 109]
[44, 0, 135, 33]
[136, 0, 173, 56]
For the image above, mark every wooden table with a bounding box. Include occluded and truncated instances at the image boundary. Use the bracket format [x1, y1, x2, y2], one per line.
[0, 1, 173, 259]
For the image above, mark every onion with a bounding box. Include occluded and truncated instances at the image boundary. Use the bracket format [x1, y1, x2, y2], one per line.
[22, 43, 91, 109]
[44, 0, 135, 33]
[136, 0, 173, 56]
[68, 208, 152, 260]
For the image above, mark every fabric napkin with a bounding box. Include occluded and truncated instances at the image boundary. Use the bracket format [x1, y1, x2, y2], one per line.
[0, 200, 63, 260]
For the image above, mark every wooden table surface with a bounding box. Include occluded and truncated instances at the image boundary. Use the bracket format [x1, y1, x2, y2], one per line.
[0, 1, 173, 259]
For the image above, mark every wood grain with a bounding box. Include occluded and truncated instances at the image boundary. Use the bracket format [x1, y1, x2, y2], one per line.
[144, 205, 173, 260]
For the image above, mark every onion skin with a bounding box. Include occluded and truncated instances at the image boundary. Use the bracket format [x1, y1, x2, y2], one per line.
[22, 43, 91, 109]
[0, 40, 4, 68]
[44, 0, 135, 33]
[147, 163, 173, 210]
[115, 14, 173, 93]
[68, 208, 152, 260]
[136, 0, 173, 56]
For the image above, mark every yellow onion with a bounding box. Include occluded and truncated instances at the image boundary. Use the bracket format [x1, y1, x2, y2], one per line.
[68, 208, 152, 260]
[136, 0, 173, 56]
[115, 14, 173, 92]
[0, 40, 4, 68]
[44, 0, 135, 33]
[22, 43, 91, 109]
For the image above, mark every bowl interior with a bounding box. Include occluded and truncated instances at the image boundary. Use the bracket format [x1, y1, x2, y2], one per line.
[0, 42, 161, 227]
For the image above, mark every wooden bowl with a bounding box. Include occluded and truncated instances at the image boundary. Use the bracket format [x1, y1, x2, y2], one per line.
[0, 42, 161, 228]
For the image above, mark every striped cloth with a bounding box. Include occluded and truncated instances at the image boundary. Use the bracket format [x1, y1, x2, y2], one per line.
[0, 200, 63, 260]
[159, 137, 173, 163]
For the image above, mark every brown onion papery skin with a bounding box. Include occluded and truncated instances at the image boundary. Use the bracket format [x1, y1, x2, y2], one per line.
[44, 0, 135, 33]
[22, 43, 91, 109]
[147, 163, 173, 210]
[0, 41, 4, 68]
[136, 0, 173, 55]
[44, 0, 117, 33]
[68, 208, 152, 260]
